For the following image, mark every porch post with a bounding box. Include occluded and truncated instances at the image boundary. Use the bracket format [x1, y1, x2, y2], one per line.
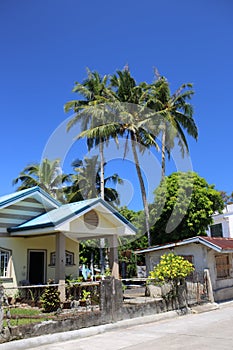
[55, 232, 66, 302]
[108, 235, 119, 279]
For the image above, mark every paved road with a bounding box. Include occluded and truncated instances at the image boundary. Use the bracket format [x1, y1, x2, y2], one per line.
[32, 303, 233, 350]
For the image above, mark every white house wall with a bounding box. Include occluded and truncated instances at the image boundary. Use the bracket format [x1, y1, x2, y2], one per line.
[208, 205, 233, 238]
[145, 243, 209, 276]
[0, 235, 79, 289]
[69, 212, 118, 237]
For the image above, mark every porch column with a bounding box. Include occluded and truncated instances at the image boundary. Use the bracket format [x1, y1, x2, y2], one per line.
[108, 235, 119, 279]
[55, 232, 66, 302]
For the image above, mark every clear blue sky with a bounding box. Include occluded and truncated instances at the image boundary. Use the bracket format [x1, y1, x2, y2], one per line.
[1, 0, 233, 211]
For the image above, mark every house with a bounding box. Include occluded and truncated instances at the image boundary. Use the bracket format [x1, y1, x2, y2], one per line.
[0, 186, 136, 292]
[135, 236, 233, 302]
[207, 204, 233, 238]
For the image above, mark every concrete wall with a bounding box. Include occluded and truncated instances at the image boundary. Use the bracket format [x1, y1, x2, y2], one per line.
[145, 243, 209, 276]
[145, 245, 233, 302]
[0, 278, 172, 343]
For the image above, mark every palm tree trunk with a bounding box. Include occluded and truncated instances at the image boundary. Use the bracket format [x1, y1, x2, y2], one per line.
[99, 141, 105, 200]
[131, 134, 151, 246]
[99, 140, 105, 274]
[161, 123, 166, 180]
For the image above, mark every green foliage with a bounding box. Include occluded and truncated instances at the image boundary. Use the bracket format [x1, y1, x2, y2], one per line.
[13, 158, 71, 202]
[40, 283, 61, 312]
[149, 253, 194, 284]
[80, 289, 91, 301]
[118, 207, 148, 277]
[150, 172, 224, 245]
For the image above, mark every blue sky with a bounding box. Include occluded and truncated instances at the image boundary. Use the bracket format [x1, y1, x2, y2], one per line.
[1, 0, 233, 211]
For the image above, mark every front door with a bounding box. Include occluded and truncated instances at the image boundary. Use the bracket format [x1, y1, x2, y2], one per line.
[28, 250, 46, 285]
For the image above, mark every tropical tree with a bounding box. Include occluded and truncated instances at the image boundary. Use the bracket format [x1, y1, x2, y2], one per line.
[150, 172, 224, 245]
[66, 156, 123, 205]
[65, 68, 116, 199]
[13, 158, 70, 202]
[65, 69, 120, 271]
[146, 72, 198, 178]
[107, 68, 161, 246]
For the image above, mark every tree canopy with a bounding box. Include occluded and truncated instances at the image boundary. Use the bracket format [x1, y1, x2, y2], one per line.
[150, 171, 224, 245]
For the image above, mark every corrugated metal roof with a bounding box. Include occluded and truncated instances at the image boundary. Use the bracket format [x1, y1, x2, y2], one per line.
[135, 236, 233, 254]
[8, 197, 137, 233]
[0, 186, 61, 208]
[201, 237, 233, 250]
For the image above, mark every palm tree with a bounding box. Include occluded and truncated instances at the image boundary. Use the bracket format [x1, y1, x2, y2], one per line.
[147, 72, 198, 179]
[69, 68, 161, 246]
[108, 68, 161, 246]
[66, 156, 123, 205]
[65, 68, 117, 199]
[13, 158, 70, 202]
[65, 70, 120, 271]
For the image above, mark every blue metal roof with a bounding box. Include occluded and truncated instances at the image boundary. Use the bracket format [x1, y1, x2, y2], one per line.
[0, 186, 61, 208]
[8, 197, 137, 233]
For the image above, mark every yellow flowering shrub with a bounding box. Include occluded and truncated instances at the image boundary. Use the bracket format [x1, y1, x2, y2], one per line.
[149, 253, 194, 284]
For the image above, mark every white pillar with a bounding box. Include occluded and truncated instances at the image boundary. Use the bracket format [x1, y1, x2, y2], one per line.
[108, 235, 119, 279]
[55, 232, 66, 301]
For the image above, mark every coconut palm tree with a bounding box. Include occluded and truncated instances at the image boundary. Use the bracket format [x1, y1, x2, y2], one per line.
[66, 156, 123, 205]
[13, 158, 70, 202]
[146, 72, 198, 179]
[73, 68, 161, 246]
[108, 68, 161, 246]
[65, 70, 120, 271]
[65, 69, 117, 199]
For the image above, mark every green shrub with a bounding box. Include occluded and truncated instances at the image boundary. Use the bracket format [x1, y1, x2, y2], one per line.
[149, 253, 194, 284]
[40, 283, 60, 312]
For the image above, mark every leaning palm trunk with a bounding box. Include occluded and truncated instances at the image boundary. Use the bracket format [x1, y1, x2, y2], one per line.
[99, 140, 105, 274]
[161, 123, 166, 180]
[131, 133, 151, 246]
[99, 141, 105, 199]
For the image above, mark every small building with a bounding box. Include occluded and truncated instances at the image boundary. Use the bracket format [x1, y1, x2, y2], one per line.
[207, 204, 233, 238]
[135, 236, 233, 302]
[0, 186, 136, 291]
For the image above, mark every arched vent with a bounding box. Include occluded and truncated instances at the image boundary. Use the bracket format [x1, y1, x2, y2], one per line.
[84, 210, 99, 230]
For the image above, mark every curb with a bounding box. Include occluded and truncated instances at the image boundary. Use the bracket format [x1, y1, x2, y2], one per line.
[0, 303, 221, 350]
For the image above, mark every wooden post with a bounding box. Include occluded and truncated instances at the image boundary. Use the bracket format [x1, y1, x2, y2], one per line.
[108, 235, 119, 279]
[55, 232, 66, 302]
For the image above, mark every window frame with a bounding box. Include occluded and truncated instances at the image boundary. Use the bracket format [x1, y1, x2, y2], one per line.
[0, 247, 12, 278]
[215, 254, 231, 279]
[49, 250, 75, 267]
[210, 223, 223, 237]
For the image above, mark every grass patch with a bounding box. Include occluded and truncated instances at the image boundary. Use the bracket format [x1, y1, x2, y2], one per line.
[2, 307, 49, 327]
[5, 308, 41, 317]
[3, 318, 46, 327]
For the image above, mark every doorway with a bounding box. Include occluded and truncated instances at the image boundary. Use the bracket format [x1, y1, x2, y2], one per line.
[28, 250, 46, 285]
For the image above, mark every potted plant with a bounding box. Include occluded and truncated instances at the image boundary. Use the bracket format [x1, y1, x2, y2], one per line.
[95, 274, 102, 281]
[79, 289, 91, 307]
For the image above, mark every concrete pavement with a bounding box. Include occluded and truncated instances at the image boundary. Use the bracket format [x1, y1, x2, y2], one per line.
[0, 302, 224, 350]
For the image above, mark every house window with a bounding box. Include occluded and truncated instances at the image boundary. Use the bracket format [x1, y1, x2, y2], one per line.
[50, 251, 75, 266]
[0, 248, 11, 277]
[65, 251, 74, 266]
[215, 254, 231, 279]
[210, 223, 223, 237]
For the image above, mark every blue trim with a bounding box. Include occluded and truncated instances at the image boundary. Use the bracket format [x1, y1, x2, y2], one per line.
[8, 222, 55, 233]
[0, 186, 61, 208]
[8, 197, 137, 233]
